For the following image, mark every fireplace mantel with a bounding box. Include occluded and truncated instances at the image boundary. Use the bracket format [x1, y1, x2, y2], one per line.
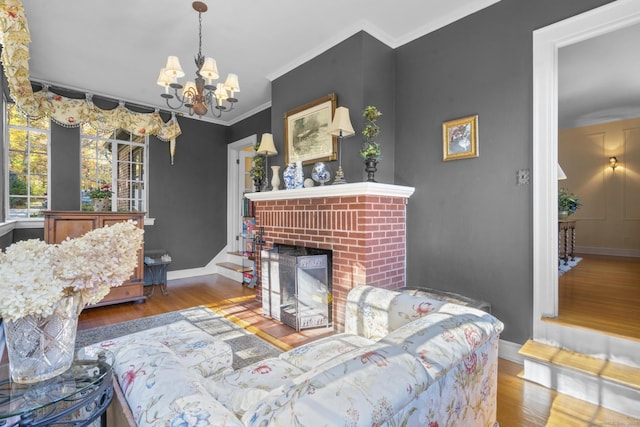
[245, 182, 415, 201]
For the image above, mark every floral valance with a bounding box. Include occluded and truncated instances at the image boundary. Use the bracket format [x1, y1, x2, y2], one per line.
[0, 0, 182, 163]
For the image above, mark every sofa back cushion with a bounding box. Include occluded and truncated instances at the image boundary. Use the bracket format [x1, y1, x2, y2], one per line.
[344, 285, 446, 340]
[242, 342, 430, 426]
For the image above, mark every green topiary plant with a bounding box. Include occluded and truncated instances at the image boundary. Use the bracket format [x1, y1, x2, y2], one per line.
[360, 105, 382, 161]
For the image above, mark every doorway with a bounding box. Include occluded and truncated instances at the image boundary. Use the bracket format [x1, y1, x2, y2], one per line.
[227, 135, 257, 253]
[532, 0, 640, 360]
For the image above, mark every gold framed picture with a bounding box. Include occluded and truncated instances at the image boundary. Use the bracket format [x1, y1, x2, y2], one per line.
[284, 94, 337, 165]
[442, 115, 479, 161]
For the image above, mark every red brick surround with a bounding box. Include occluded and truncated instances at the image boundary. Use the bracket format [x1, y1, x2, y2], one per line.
[246, 183, 414, 331]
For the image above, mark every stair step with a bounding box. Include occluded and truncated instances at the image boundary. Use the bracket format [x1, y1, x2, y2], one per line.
[216, 262, 252, 273]
[519, 340, 640, 390]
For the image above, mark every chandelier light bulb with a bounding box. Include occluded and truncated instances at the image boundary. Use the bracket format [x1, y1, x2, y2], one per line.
[156, 68, 173, 93]
[182, 81, 197, 101]
[214, 83, 228, 107]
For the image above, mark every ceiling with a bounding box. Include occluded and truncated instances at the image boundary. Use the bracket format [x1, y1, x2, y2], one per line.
[19, 0, 500, 125]
[17, 1, 638, 129]
[559, 22, 640, 130]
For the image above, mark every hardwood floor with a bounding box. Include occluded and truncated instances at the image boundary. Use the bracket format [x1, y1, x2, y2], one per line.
[556, 254, 640, 340]
[78, 274, 639, 426]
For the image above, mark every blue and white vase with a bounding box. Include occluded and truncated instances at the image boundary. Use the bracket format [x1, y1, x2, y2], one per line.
[311, 162, 330, 185]
[283, 163, 296, 190]
[295, 161, 304, 189]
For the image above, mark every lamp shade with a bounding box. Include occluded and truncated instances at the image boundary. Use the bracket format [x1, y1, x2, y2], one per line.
[224, 73, 240, 92]
[182, 81, 197, 100]
[200, 57, 219, 82]
[214, 83, 228, 105]
[328, 107, 355, 137]
[156, 68, 173, 87]
[257, 133, 277, 156]
[164, 56, 185, 78]
[557, 163, 567, 180]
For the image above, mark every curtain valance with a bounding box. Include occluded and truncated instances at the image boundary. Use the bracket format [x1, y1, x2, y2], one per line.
[0, 0, 182, 163]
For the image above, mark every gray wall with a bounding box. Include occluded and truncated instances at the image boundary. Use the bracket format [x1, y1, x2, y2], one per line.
[142, 116, 228, 270]
[270, 32, 395, 183]
[229, 108, 271, 143]
[396, 0, 613, 344]
[240, 0, 614, 344]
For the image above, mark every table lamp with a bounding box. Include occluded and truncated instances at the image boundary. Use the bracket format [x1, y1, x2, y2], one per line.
[327, 107, 355, 184]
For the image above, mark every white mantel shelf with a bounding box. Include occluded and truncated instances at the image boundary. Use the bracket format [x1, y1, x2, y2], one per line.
[245, 182, 415, 202]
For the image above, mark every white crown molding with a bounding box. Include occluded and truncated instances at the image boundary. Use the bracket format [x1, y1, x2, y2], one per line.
[266, 0, 502, 82]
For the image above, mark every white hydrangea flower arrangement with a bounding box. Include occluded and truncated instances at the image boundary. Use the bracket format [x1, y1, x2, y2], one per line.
[0, 220, 144, 321]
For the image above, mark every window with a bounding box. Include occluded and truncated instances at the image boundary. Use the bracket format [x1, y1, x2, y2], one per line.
[80, 124, 147, 212]
[6, 103, 50, 219]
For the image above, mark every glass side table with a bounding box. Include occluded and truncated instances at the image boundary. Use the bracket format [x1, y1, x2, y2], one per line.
[0, 348, 114, 427]
[144, 250, 172, 297]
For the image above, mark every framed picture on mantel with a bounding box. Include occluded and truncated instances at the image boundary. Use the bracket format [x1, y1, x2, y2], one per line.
[442, 114, 479, 161]
[284, 94, 337, 165]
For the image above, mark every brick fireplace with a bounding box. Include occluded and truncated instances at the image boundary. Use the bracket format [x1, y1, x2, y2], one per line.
[245, 182, 415, 331]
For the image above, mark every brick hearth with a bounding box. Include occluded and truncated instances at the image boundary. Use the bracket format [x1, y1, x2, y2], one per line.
[246, 182, 414, 331]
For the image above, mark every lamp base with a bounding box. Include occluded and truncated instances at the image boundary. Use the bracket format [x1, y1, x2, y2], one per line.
[333, 166, 347, 185]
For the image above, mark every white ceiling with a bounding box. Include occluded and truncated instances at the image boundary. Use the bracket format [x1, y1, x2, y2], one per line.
[18, 1, 638, 128]
[19, 0, 500, 125]
[559, 22, 640, 130]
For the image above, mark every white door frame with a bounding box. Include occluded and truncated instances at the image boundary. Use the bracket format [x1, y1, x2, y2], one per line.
[227, 135, 257, 252]
[532, 0, 640, 359]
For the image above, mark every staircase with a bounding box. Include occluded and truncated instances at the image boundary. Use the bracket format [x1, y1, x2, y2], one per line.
[216, 250, 255, 287]
[519, 339, 640, 418]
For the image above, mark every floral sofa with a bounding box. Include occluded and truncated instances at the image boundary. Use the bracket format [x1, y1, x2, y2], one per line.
[97, 285, 504, 427]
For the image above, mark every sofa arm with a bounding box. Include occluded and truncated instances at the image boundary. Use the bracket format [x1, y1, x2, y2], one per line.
[344, 285, 447, 340]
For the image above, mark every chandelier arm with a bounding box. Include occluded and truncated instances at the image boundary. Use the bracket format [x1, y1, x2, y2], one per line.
[164, 96, 185, 110]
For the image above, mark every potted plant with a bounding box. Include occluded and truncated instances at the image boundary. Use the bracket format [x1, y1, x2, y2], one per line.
[249, 141, 265, 191]
[88, 184, 112, 211]
[558, 188, 581, 219]
[360, 105, 382, 182]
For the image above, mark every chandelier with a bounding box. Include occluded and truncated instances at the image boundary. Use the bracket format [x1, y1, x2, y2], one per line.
[156, 1, 239, 118]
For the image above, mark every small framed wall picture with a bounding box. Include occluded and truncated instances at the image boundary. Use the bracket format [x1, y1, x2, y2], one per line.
[442, 115, 479, 161]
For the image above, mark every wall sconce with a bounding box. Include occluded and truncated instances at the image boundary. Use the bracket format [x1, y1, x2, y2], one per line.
[609, 156, 618, 170]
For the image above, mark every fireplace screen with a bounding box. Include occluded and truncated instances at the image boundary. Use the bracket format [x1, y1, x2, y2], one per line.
[261, 247, 331, 331]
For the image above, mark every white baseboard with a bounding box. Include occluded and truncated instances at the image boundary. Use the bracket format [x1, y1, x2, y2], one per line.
[576, 246, 640, 258]
[499, 339, 524, 364]
[167, 245, 241, 281]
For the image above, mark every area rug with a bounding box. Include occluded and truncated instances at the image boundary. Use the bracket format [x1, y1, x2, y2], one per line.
[558, 256, 582, 276]
[75, 306, 286, 370]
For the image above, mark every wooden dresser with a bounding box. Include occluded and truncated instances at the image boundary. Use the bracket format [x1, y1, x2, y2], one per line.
[44, 211, 146, 307]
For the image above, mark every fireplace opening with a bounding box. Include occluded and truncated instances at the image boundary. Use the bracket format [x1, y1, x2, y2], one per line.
[261, 245, 332, 331]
